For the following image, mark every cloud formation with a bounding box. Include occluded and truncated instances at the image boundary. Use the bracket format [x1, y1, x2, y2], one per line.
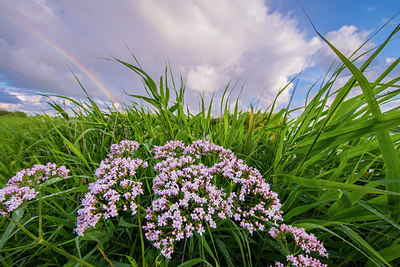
[0, 0, 379, 113]
[0, 87, 49, 115]
[0, 87, 22, 104]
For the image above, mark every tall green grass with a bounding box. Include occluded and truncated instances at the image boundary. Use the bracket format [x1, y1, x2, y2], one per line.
[0, 22, 399, 266]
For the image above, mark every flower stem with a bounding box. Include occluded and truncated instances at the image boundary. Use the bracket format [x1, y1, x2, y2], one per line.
[9, 217, 37, 240]
[9, 217, 94, 267]
[41, 239, 95, 267]
[137, 204, 146, 267]
[0, 242, 38, 252]
[38, 190, 43, 239]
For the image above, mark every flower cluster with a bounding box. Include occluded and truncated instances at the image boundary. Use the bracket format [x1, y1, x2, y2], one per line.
[73, 139, 328, 265]
[275, 254, 327, 267]
[270, 223, 328, 266]
[152, 140, 186, 159]
[3, 140, 328, 266]
[287, 254, 327, 267]
[109, 139, 140, 159]
[143, 140, 283, 258]
[143, 155, 224, 258]
[269, 223, 328, 258]
[0, 163, 69, 216]
[75, 140, 147, 236]
[212, 156, 283, 233]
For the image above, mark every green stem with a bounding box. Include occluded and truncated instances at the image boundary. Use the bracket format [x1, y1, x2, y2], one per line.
[9, 217, 37, 241]
[38, 190, 43, 240]
[41, 240, 94, 267]
[137, 204, 146, 267]
[0, 242, 38, 252]
[9, 217, 94, 267]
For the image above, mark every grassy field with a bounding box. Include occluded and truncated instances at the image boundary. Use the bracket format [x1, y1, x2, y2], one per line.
[0, 26, 400, 266]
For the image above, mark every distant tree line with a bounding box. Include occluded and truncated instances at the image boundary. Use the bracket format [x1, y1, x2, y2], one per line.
[0, 109, 28, 117]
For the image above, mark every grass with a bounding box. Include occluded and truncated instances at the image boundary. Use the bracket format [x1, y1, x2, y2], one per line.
[0, 22, 399, 266]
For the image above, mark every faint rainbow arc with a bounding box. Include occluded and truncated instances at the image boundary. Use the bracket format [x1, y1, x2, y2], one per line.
[0, 13, 117, 103]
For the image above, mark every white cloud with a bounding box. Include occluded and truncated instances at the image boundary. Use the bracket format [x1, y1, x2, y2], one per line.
[186, 65, 226, 93]
[0, 87, 56, 115]
[0, 0, 390, 114]
[310, 25, 374, 70]
[386, 57, 396, 65]
[135, 0, 321, 106]
[325, 25, 372, 57]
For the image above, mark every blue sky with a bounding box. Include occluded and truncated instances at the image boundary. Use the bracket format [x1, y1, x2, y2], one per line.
[272, 1, 399, 31]
[0, 0, 399, 114]
[271, 0, 400, 53]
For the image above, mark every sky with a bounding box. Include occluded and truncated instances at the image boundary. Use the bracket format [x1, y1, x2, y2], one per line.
[0, 0, 399, 115]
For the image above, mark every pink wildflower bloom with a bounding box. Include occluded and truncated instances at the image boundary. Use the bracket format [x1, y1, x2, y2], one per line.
[0, 163, 69, 217]
[269, 224, 328, 258]
[197, 224, 205, 235]
[109, 140, 139, 159]
[151, 141, 186, 159]
[7, 163, 69, 188]
[75, 141, 147, 236]
[144, 140, 284, 259]
[212, 157, 283, 233]
[287, 254, 327, 267]
[75, 139, 328, 263]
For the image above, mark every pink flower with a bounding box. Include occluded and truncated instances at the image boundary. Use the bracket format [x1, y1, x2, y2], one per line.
[269, 224, 328, 258]
[109, 140, 139, 158]
[1, 163, 69, 217]
[75, 141, 147, 236]
[197, 224, 205, 235]
[144, 140, 284, 259]
[287, 254, 327, 267]
[74, 139, 329, 263]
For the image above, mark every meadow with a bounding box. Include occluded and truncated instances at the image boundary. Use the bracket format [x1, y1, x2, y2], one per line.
[0, 24, 400, 267]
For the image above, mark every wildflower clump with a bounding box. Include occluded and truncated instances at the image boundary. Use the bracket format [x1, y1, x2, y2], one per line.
[143, 140, 283, 258]
[286, 254, 327, 267]
[270, 223, 328, 266]
[75, 140, 147, 236]
[74, 139, 329, 265]
[270, 224, 328, 257]
[0, 163, 69, 216]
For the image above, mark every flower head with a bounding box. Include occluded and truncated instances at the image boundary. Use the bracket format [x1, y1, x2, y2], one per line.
[109, 140, 140, 159]
[287, 254, 327, 267]
[75, 140, 147, 236]
[0, 163, 69, 216]
[144, 140, 283, 258]
[269, 223, 328, 258]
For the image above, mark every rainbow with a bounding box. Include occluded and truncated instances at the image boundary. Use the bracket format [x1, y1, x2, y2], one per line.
[0, 13, 117, 103]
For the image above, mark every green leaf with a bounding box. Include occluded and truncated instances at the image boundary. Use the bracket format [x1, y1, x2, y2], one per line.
[296, 222, 385, 266]
[197, 234, 217, 263]
[338, 225, 391, 266]
[177, 258, 204, 267]
[215, 239, 234, 267]
[277, 174, 400, 196]
[0, 207, 26, 250]
[367, 244, 400, 266]
[39, 177, 67, 188]
[311, 19, 400, 209]
[358, 200, 400, 231]
[283, 199, 335, 221]
[124, 255, 139, 267]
